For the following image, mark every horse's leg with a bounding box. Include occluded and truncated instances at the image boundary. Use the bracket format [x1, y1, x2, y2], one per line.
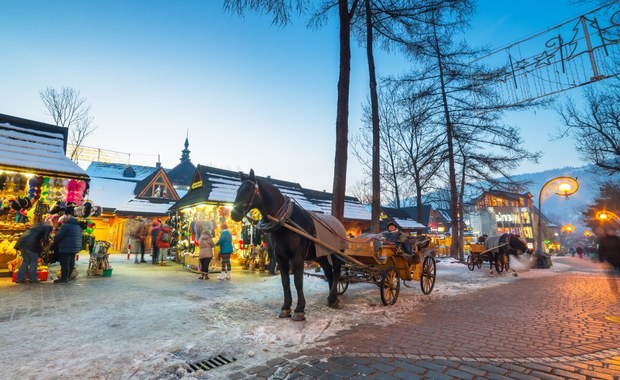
[278, 256, 292, 318]
[291, 255, 306, 321]
[319, 256, 340, 308]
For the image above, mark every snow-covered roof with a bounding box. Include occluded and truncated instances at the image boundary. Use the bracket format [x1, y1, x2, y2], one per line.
[393, 217, 426, 229]
[302, 188, 370, 221]
[114, 197, 175, 216]
[171, 166, 325, 213]
[87, 177, 136, 210]
[0, 120, 88, 179]
[86, 162, 156, 182]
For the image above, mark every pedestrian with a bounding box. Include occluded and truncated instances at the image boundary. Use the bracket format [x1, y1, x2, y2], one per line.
[597, 226, 620, 297]
[216, 222, 234, 280]
[569, 246, 576, 257]
[598, 227, 620, 270]
[14, 221, 53, 284]
[52, 207, 83, 284]
[150, 220, 161, 264]
[156, 222, 173, 265]
[130, 217, 148, 263]
[198, 223, 215, 280]
[576, 246, 584, 259]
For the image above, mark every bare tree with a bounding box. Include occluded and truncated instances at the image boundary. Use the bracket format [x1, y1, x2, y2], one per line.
[557, 82, 620, 175]
[40, 87, 96, 162]
[224, 0, 359, 223]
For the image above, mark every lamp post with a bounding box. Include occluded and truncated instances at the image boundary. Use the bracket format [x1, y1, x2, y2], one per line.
[535, 176, 579, 255]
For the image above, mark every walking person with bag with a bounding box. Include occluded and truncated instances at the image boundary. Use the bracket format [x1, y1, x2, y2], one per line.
[15, 221, 53, 284]
[198, 222, 215, 279]
[156, 222, 173, 265]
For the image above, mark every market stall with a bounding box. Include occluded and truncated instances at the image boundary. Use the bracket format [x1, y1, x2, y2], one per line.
[0, 114, 91, 278]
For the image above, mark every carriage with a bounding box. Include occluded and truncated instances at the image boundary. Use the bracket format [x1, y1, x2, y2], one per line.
[333, 234, 436, 305]
[231, 169, 438, 321]
[466, 234, 527, 273]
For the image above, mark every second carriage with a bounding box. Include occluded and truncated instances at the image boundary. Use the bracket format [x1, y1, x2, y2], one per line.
[467, 242, 510, 273]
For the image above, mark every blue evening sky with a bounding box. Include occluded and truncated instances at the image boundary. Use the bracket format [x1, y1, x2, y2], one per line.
[0, 0, 598, 192]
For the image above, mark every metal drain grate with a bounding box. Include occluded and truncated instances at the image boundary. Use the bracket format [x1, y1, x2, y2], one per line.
[188, 355, 237, 372]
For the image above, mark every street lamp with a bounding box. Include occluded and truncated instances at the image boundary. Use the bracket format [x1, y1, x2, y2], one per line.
[535, 176, 579, 255]
[595, 210, 620, 223]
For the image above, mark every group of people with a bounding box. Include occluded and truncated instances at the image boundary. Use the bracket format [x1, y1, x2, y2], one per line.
[129, 218, 173, 265]
[15, 205, 84, 284]
[198, 222, 234, 280]
[128, 217, 235, 280]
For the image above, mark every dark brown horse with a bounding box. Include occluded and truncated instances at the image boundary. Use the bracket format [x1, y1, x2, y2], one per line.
[231, 170, 344, 321]
[484, 233, 528, 274]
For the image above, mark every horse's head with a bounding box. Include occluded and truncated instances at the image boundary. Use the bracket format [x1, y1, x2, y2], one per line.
[231, 169, 260, 222]
[509, 234, 528, 254]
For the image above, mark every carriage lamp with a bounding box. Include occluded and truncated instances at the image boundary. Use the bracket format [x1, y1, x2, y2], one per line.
[535, 176, 579, 254]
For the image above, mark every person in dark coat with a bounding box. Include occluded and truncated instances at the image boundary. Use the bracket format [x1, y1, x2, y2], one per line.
[52, 209, 84, 284]
[150, 220, 161, 265]
[598, 227, 620, 270]
[15, 222, 53, 284]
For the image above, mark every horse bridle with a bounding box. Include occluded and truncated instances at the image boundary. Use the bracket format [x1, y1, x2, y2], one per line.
[237, 181, 261, 225]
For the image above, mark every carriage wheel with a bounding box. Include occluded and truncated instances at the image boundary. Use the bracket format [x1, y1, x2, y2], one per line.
[467, 255, 475, 271]
[420, 256, 436, 295]
[495, 253, 506, 273]
[380, 267, 400, 306]
[337, 279, 349, 295]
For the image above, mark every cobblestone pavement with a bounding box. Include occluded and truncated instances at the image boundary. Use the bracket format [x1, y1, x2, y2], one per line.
[231, 257, 620, 379]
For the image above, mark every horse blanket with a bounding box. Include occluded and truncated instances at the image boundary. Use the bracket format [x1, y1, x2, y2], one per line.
[311, 213, 348, 257]
[484, 234, 506, 253]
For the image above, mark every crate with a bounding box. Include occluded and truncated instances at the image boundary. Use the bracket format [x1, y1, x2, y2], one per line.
[11, 270, 48, 282]
[102, 268, 113, 277]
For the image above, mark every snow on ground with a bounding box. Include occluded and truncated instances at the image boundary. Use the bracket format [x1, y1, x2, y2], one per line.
[0, 254, 578, 379]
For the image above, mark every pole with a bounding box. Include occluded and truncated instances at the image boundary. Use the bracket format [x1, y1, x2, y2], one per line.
[536, 189, 543, 254]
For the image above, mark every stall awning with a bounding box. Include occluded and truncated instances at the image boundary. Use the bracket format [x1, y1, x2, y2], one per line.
[0, 114, 88, 179]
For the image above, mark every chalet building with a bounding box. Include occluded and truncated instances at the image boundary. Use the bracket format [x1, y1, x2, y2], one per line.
[86, 138, 196, 252]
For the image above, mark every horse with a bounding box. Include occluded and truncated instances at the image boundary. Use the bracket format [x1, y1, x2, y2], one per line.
[484, 233, 528, 276]
[231, 169, 345, 321]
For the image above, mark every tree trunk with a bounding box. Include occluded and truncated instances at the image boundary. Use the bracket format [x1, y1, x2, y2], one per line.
[331, 0, 353, 222]
[432, 22, 459, 258]
[366, 0, 381, 233]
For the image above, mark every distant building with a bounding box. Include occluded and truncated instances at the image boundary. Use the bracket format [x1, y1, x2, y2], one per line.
[464, 189, 536, 245]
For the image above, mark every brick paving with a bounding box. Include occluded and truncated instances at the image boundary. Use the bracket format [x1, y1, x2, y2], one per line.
[231, 257, 620, 379]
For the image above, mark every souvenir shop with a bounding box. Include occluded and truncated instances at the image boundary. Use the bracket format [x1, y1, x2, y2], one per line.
[169, 203, 269, 273]
[0, 114, 95, 278]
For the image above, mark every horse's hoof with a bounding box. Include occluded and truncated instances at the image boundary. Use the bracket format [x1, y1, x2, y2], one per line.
[279, 310, 291, 318]
[291, 312, 306, 321]
[328, 298, 340, 309]
[512, 272, 518, 277]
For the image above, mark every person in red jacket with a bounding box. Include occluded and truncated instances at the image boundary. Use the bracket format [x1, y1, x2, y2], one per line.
[156, 222, 173, 266]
